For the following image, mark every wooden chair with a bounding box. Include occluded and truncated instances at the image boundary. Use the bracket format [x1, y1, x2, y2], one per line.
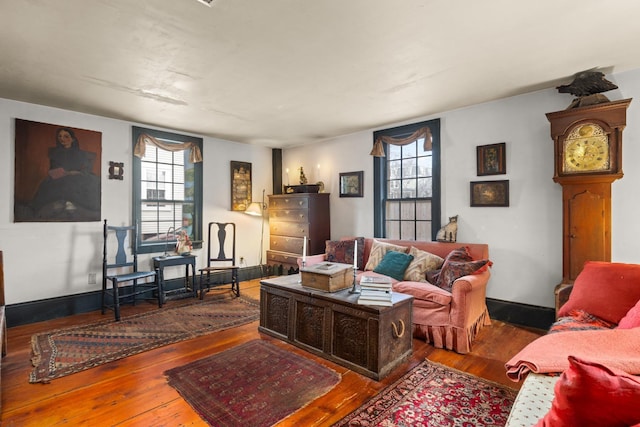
[102, 219, 161, 321]
[199, 222, 240, 299]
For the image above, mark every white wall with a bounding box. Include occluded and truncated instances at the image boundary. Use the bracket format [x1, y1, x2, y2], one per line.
[284, 68, 640, 308]
[0, 99, 272, 304]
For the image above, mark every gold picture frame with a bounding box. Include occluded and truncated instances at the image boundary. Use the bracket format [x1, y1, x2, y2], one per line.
[230, 161, 252, 211]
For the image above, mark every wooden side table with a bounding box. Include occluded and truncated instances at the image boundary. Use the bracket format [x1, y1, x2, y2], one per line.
[153, 255, 197, 302]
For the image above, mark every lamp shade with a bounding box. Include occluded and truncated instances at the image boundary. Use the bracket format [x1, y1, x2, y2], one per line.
[245, 202, 263, 216]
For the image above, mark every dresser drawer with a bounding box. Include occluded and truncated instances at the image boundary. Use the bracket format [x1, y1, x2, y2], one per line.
[269, 197, 309, 210]
[267, 250, 300, 267]
[269, 209, 309, 223]
[270, 235, 304, 254]
[270, 221, 309, 238]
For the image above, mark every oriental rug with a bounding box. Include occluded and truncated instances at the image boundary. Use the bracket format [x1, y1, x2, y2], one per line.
[30, 295, 260, 383]
[165, 339, 341, 427]
[334, 359, 517, 427]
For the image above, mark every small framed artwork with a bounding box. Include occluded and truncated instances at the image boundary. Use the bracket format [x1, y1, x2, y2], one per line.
[477, 142, 506, 176]
[470, 180, 509, 207]
[339, 171, 364, 197]
[230, 161, 252, 211]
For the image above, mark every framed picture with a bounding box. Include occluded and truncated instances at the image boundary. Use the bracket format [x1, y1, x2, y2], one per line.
[14, 119, 102, 222]
[230, 161, 252, 211]
[339, 171, 364, 197]
[470, 180, 509, 207]
[477, 142, 506, 176]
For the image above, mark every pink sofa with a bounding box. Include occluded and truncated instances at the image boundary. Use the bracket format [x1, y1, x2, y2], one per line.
[303, 238, 492, 354]
[505, 261, 640, 426]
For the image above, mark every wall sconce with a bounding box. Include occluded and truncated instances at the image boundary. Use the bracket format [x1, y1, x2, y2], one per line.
[109, 162, 124, 180]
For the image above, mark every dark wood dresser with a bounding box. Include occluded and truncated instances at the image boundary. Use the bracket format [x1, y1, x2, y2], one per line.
[266, 193, 330, 274]
[259, 274, 413, 380]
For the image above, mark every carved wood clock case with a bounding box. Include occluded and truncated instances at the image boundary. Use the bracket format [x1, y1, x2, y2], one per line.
[546, 99, 631, 285]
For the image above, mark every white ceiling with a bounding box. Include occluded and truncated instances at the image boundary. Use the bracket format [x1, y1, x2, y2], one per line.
[2, 0, 640, 148]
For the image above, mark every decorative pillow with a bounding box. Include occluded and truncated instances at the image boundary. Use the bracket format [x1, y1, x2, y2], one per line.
[557, 261, 640, 324]
[373, 251, 414, 281]
[325, 237, 364, 268]
[444, 246, 473, 263]
[403, 246, 444, 282]
[534, 356, 640, 427]
[618, 299, 640, 329]
[427, 259, 492, 292]
[364, 240, 409, 271]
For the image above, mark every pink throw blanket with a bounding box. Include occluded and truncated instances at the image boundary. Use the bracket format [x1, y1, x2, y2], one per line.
[505, 328, 640, 381]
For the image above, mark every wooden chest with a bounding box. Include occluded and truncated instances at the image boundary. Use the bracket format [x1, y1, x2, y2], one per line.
[300, 262, 353, 292]
[259, 274, 413, 381]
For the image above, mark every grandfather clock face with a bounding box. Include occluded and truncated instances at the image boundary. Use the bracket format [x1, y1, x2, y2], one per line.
[562, 123, 610, 174]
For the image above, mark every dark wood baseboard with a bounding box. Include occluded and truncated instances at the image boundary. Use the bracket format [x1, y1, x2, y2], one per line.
[5, 265, 265, 328]
[487, 297, 555, 331]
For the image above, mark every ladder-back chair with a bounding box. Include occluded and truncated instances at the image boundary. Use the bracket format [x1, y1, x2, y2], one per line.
[199, 222, 240, 299]
[102, 219, 161, 320]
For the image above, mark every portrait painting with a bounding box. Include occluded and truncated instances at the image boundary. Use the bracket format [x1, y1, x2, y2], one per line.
[14, 119, 102, 222]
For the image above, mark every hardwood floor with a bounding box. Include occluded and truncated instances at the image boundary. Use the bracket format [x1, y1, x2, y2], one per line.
[1, 279, 543, 426]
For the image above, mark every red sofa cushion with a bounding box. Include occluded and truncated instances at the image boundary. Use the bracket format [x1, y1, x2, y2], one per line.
[558, 261, 640, 324]
[618, 299, 640, 329]
[534, 356, 640, 427]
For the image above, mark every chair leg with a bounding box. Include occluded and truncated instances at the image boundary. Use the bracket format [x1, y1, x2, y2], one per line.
[157, 276, 163, 308]
[232, 268, 240, 297]
[101, 278, 107, 315]
[112, 280, 121, 321]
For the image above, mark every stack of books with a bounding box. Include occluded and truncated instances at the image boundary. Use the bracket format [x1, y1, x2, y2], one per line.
[357, 276, 393, 306]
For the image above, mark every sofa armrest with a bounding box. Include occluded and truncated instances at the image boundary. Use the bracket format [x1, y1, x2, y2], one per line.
[554, 283, 573, 318]
[449, 269, 491, 328]
[296, 253, 327, 268]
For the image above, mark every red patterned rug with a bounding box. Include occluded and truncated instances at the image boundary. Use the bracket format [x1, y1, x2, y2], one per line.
[30, 295, 260, 383]
[334, 359, 517, 427]
[165, 339, 341, 427]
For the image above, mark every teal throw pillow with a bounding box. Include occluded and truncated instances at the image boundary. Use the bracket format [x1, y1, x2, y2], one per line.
[373, 251, 414, 281]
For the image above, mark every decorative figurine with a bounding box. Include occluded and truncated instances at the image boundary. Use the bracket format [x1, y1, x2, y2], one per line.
[436, 215, 458, 243]
[299, 167, 308, 184]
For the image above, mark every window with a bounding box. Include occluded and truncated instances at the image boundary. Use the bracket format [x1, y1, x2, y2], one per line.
[132, 126, 203, 254]
[373, 119, 441, 240]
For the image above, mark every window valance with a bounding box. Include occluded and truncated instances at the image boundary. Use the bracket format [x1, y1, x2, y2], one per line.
[134, 133, 203, 163]
[370, 126, 432, 157]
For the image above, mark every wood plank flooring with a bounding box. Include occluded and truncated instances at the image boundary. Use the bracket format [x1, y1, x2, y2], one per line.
[1, 279, 544, 426]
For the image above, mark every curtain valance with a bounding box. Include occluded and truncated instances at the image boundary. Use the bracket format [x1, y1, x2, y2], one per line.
[370, 126, 432, 157]
[134, 133, 203, 163]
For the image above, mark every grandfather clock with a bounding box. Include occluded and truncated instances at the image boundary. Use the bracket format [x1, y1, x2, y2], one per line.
[546, 99, 631, 289]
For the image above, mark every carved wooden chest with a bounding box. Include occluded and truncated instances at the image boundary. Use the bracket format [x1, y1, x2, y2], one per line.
[259, 274, 413, 380]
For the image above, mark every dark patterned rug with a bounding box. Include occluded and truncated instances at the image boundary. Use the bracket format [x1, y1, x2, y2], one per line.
[165, 339, 341, 427]
[334, 359, 517, 427]
[30, 295, 260, 383]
